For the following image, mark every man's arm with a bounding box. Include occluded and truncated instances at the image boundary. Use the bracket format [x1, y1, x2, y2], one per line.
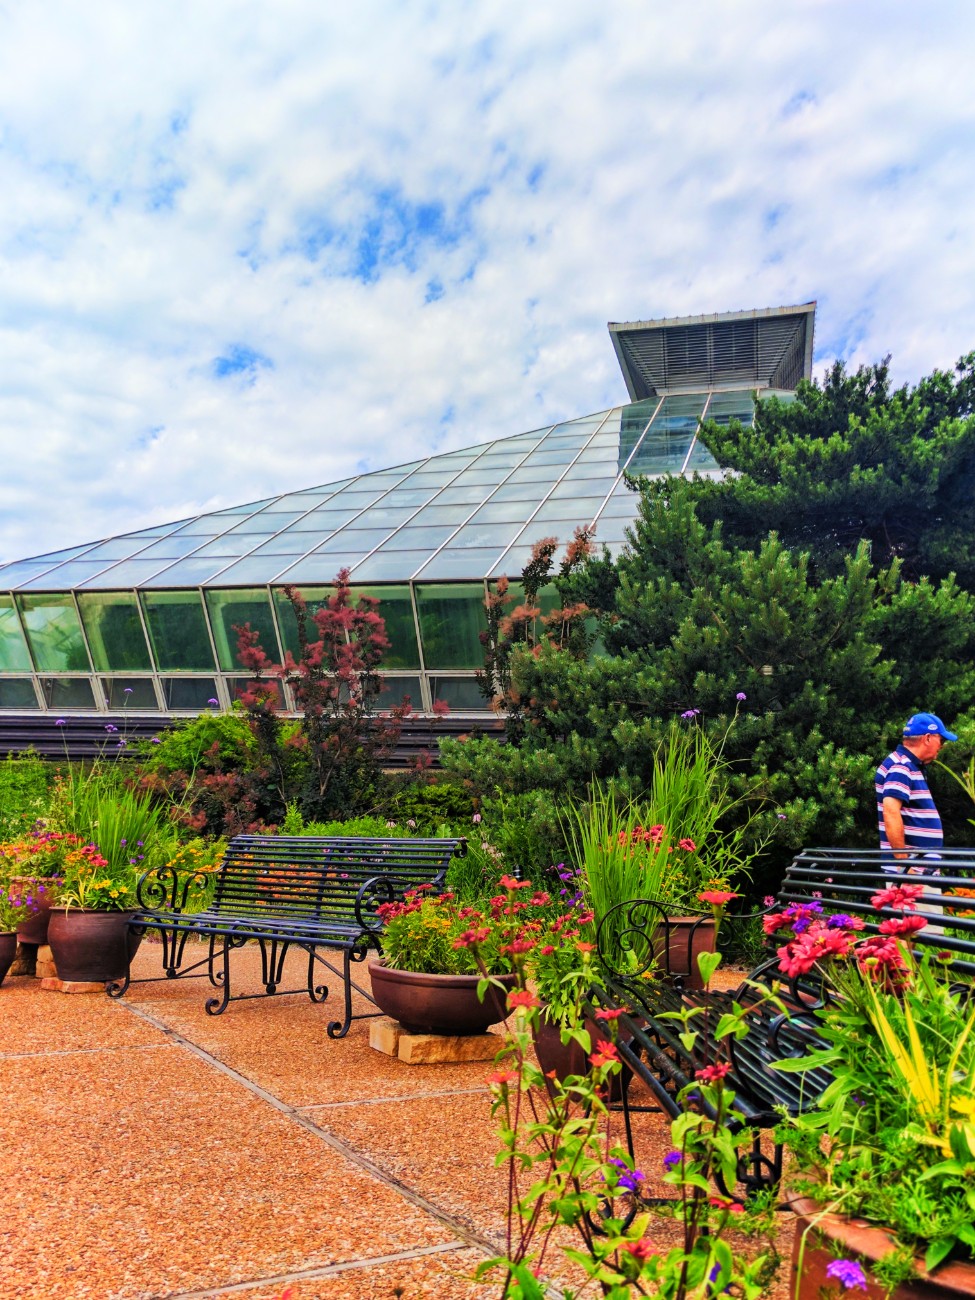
[882, 796, 909, 862]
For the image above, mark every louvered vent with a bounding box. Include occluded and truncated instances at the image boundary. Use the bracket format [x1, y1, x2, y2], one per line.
[610, 303, 815, 399]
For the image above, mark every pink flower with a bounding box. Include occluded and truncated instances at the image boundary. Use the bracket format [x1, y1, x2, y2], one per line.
[695, 1061, 731, 1082]
[622, 1238, 657, 1262]
[871, 883, 925, 911]
[595, 1007, 626, 1020]
[879, 914, 928, 936]
[677, 838, 697, 853]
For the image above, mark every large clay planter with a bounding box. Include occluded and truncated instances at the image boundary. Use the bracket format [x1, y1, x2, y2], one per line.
[47, 909, 143, 983]
[0, 932, 16, 986]
[11, 877, 58, 945]
[368, 961, 517, 1034]
[789, 1196, 975, 1298]
[664, 916, 716, 991]
[533, 1011, 631, 1102]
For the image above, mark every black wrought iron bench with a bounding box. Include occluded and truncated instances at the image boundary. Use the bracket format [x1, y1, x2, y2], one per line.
[592, 847, 975, 1197]
[108, 834, 467, 1038]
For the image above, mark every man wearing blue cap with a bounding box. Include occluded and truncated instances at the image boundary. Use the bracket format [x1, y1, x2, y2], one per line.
[875, 712, 957, 869]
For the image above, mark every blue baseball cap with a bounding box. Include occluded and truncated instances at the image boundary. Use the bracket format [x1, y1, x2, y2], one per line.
[903, 712, 957, 741]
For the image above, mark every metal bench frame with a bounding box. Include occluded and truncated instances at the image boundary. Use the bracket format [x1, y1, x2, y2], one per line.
[593, 847, 975, 1198]
[108, 834, 466, 1038]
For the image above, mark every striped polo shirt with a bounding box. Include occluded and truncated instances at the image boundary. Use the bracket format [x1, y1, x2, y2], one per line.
[875, 743, 943, 859]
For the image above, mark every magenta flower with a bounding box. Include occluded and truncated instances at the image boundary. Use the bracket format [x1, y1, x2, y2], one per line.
[736, 691, 746, 701]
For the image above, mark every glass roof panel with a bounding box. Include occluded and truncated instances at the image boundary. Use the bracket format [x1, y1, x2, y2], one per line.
[183, 537, 252, 558]
[487, 481, 550, 503]
[260, 491, 333, 512]
[505, 463, 566, 484]
[245, 533, 316, 557]
[429, 484, 495, 506]
[273, 555, 366, 583]
[230, 510, 308, 529]
[595, 487, 642, 518]
[370, 524, 458, 551]
[211, 497, 277, 515]
[144, 557, 242, 585]
[18, 560, 118, 589]
[517, 449, 576, 467]
[350, 551, 437, 581]
[0, 561, 65, 588]
[288, 509, 362, 532]
[442, 521, 524, 550]
[465, 500, 539, 525]
[447, 468, 513, 487]
[549, 475, 617, 500]
[684, 440, 722, 473]
[532, 498, 604, 524]
[126, 535, 211, 560]
[71, 538, 155, 562]
[377, 488, 438, 507]
[705, 390, 755, 425]
[311, 529, 391, 553]
[413, 548, 505, 579]
[393, 502, 473, 527]
[324, 490, 387, 508]
[198, 557, 291, 585]
[77, 559, 174, 587]
[627, 431, 695, 476]
[171, 514, 252, 535]
[395, 469, 461, 488]
[531, 435, 588, 452]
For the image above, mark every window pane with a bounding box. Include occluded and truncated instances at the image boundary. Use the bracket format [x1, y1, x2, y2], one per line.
[348, 585, 420, 669]
[77, 591, 152, 671]
[141, 591, 215, 671]
[272, 586, 330, 660]
[39, 677, 96, 709]
[100, 677, 159, 709]
[0, 595, 32, 672]
[205, 589, 280, 671]
[160, 677, 220, 710]
[429, 676, 486, 710]
[414, 584, 486, 669]
[16, 594, 91, 672]
[0, 679, 39, 708]
[376, 675, 423, 709]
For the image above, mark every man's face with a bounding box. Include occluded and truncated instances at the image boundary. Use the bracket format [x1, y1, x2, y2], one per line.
[915, 732, 944, 764]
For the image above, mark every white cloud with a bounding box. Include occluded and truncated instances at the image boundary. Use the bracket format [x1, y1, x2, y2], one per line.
[2, 0, 975, 561]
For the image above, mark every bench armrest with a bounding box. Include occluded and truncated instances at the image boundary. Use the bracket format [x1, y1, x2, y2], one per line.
[354, 870, 447, 932]
[135, 865, 218, 914]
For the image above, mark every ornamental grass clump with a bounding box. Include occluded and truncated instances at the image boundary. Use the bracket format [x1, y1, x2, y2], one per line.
[770, 884, 975, 1275]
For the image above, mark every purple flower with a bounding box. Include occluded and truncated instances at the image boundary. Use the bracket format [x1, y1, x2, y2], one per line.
[663, 1151, 681, 1169]
[105, 724, 118, 733]
[777, 813, 788, 820]
[472, 813, 482, 824]
[825, 1259, 868, 1291]
[681, 709, 700, 719]
[120, 839, 127, 846]
[207, 698, 219, 706]
[117, 739, 127, 747]
[55, 719, 66, 726]
[735, 692, 746, 701]
[827, 914, 857, 930]
[123, 687, 133, 694]
[150, 737, 161, 744]
[607, 1157, 643, 1193]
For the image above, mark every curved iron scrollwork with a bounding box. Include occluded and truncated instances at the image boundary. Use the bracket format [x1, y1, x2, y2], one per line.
[596, 898, 670, 977]
[355, 871, 417, 930]
[135, 866, 214, 913]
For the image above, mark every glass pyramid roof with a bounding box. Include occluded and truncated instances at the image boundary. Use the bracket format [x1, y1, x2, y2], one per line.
[0, 391, 761, 592]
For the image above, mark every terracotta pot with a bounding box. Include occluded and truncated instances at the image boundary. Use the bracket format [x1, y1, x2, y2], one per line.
[789, 1196, 975, 1298]
[533, 1011, 630, 1102]
[368, 961, 517, 1034]
[664, 916, 716, 991]
[0, 931, 17, 986]
[11, 877, 58, 945]
[47, 909, 143, 984]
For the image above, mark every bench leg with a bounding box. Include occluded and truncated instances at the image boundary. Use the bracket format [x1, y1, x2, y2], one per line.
[326, 949, 355, 1040]
[205, 936, 233, 1015]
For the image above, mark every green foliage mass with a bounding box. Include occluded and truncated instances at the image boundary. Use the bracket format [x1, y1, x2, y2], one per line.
[684, 354, 975, 587]
[442, 353, 975, 891]
[0, 751, 55, 837]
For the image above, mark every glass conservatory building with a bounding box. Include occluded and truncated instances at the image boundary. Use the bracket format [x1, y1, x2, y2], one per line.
[0, 304, 815, 717]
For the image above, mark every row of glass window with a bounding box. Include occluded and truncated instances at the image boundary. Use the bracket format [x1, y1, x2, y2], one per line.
[0, 582, 505, 680]
[0, 672, 489, 713]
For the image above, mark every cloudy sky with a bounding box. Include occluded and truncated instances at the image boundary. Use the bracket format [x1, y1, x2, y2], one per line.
[2, 1, 974, 564]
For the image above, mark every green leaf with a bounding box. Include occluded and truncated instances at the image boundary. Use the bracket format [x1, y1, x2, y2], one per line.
[924, 1238, 956, 1273]
[679, 1031, 699, 1053]
[697, 950, 722, 986]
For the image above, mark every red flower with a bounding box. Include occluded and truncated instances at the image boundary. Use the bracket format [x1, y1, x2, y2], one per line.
[678, 838, 697, 853]
[575, 941, 595, 953]
[695, 1061, 731, 1083]
[595, 1007, 625, 1020]
[698, 890, 739, 907]
[590, 1039, 620, 1067]
[487, 1070, 518, 1086]
[452, 927, 490, 948]
[499, 874, 531, 890]
[507, 988, 540, 1010]
[879, 914, 928, 936]
[622, 1238, 657, 1262]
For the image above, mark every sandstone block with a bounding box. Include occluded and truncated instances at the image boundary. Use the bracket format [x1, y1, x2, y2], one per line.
[369, 1016, 404, 1056]
[397, 1029, 500, 1065]
[40, 978, 106, 994]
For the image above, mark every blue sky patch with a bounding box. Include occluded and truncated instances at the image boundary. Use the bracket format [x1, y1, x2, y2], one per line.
[213, 345, 274, 381]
